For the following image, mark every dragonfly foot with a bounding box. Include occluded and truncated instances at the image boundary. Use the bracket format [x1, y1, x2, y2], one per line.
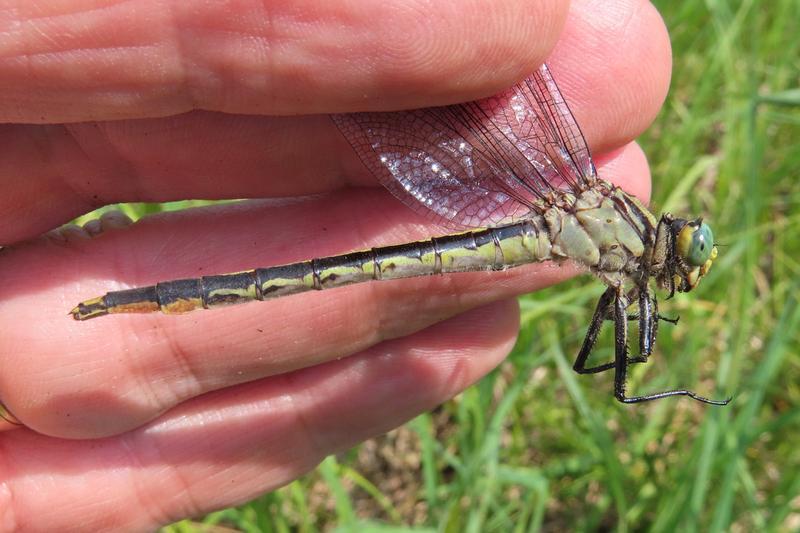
[616, 389, 731, 405]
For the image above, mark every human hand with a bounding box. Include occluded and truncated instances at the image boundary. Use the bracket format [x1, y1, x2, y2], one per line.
[0, 0, 670, 529]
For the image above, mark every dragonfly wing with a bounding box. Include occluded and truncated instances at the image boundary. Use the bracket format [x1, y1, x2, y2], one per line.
[484, 63, 597, 191]
[332, 108, 533, 228]
[332, 63, 597, 229]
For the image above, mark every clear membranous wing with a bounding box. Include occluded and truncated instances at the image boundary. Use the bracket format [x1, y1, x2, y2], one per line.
[332, 63, 598, 229]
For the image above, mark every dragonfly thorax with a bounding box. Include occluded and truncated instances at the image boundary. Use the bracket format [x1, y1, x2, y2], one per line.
[541, 184, 657, 288]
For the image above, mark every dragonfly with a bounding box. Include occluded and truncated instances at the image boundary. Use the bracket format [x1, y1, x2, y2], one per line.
[71, 63, 728, 406]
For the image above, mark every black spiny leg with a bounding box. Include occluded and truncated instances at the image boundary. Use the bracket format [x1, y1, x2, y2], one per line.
[574, 287, 647, 375]
[637, 291, 681, 356]
[612, 288, 731, 405]
[638, 288, 657, 357]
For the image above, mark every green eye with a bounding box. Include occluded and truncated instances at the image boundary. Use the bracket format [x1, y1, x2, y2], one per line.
[686, 223, 714, 266]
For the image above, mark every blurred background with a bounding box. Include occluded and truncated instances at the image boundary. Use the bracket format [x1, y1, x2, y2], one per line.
[89, 0, 797, 530]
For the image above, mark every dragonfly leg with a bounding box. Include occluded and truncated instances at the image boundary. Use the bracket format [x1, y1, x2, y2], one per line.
[573, 287, 645, 375]
[638, 288, 657, 357]
[626, 288, 680, 359]
[626, 313, 679, 324]
[659, 314, 680, 325]
[626, 287, 679, 326]
[612, 289, 731, 405]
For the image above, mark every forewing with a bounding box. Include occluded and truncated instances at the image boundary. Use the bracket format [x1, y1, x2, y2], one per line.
[332, 63, 597, 229]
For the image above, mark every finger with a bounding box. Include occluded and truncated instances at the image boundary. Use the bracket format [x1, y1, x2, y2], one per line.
[3, 300, 518, 530]
[0, 0, 567, 122]
[0, 143, 650, 437]
[0, 0, 670, 242]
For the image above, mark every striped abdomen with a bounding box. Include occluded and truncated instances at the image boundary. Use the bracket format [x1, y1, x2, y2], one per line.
[71, 218, 553, 320]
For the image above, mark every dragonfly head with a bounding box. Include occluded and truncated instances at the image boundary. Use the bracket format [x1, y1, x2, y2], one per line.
[670, 217, 717, 292]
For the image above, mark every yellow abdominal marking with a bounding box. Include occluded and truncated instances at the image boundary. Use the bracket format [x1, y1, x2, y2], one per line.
[161, 297, 203, 314]
[112, 301, 160, 314]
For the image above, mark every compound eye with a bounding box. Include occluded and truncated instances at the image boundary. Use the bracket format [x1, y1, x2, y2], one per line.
[678, 222, 714, 266]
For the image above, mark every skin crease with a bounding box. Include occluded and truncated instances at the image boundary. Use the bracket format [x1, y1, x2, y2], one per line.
[0, 0, 671, 530]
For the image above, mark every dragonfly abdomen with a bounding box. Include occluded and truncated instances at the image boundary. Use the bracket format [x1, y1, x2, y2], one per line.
[71, 217, 553, 320]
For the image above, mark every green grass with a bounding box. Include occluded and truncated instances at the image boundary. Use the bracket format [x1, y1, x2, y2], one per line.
[129, 1, 800, 530]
